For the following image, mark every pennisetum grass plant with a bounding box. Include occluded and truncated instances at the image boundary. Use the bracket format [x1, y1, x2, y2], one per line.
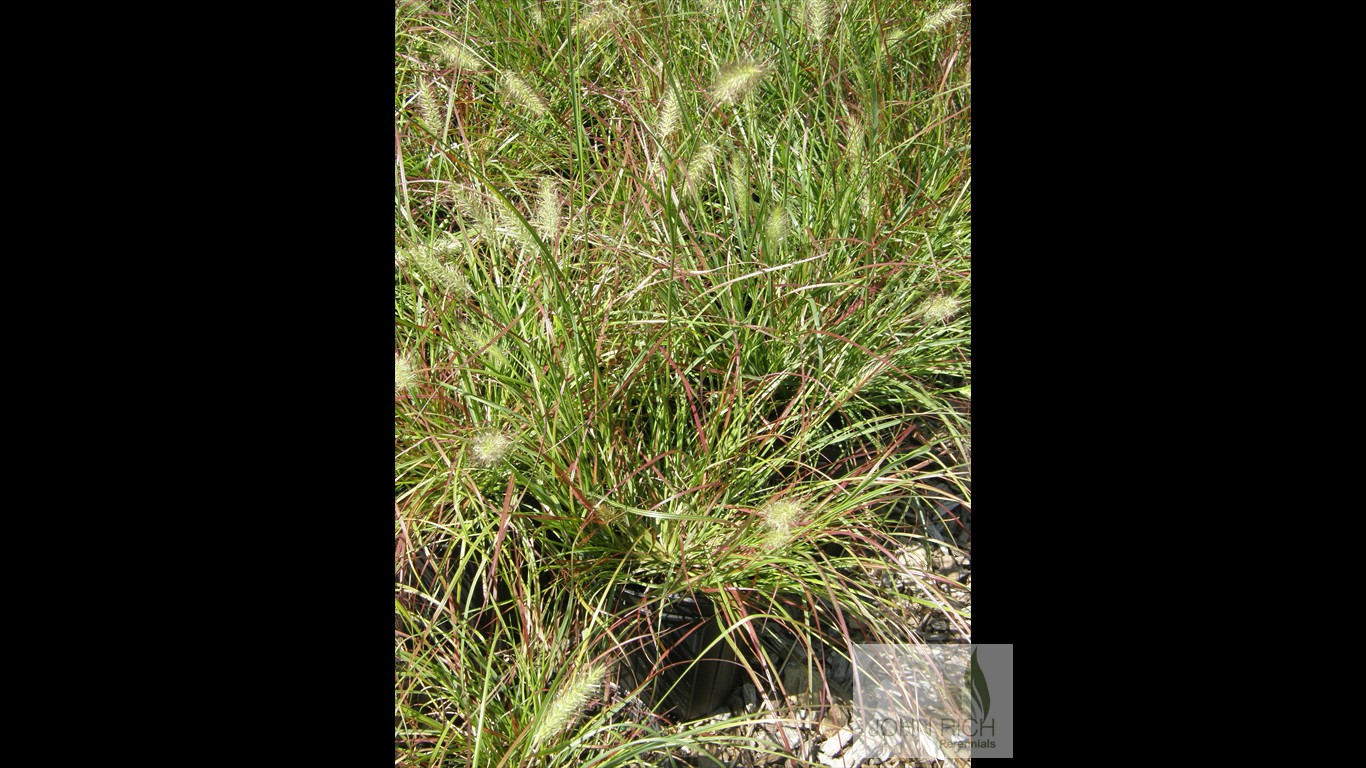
[397, 1, 971, 764]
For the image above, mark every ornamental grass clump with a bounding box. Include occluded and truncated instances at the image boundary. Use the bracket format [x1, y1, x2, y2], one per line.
[395, 2, 972, 763]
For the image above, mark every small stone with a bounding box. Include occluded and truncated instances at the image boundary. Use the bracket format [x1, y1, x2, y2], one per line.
[740, 682, 758, 713]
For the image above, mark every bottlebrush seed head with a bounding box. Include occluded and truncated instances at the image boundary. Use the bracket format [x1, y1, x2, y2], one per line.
[531, 663, 606, 748]
[396, 354, 418, 393]
[711, 60, 767, 105]
[919, 294, 963, 323]
[922, 2, 966, 34]
[500, 71, 550, 118]
[469, 429, 513, 466]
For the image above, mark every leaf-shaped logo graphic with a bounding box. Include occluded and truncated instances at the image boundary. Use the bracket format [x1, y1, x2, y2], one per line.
[970, 647, 990, 721]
